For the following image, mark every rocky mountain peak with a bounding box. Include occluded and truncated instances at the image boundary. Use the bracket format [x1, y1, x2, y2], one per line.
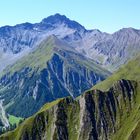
[113, 27, 140, 38]
[41, 13, 68, 24]
[41, 13, 85, 31]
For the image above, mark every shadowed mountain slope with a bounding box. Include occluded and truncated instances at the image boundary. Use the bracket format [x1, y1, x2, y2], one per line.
[0, 36, 110, 118]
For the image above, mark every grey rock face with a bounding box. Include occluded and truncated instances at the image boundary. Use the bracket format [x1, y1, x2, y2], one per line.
[89, 28, 140, 71]
[66, 28, 140, 71]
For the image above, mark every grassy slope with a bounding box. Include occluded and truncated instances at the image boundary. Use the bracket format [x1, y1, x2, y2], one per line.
[0, 37, 54, 77]
[8, 115, 23, 126]
[0, 99, 61, 140]
[1, 84, 140, 140]
[93, 54, 140, 140]
[38, 98, 62, 113]
[111, 81, 140, 140]
[93, 54, 140, 91]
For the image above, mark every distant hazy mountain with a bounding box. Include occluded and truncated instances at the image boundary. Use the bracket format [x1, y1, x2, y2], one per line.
[0, 14, 140, 71]
[0, 36, 110, 118]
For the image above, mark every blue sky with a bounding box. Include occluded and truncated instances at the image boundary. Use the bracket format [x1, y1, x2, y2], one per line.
[0, 0, 140, 33]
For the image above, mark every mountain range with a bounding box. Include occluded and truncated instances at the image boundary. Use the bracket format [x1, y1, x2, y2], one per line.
[0, 13, 140, 140]
[0, 14, 140, 71]
[1, 51, 140, 140]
